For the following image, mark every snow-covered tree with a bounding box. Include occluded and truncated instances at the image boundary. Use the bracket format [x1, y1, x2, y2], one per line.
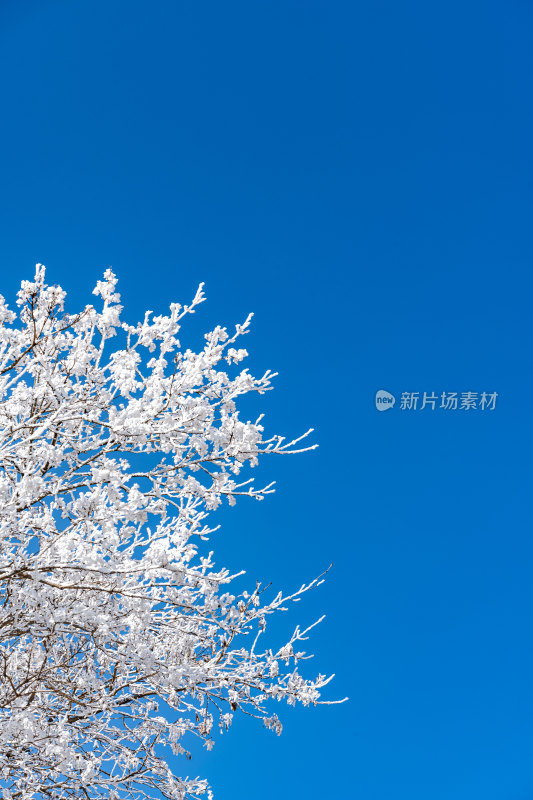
[0, 266, 338, 800]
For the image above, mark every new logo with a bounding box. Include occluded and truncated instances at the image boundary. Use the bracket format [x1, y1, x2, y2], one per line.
[375, 389, 396, 411]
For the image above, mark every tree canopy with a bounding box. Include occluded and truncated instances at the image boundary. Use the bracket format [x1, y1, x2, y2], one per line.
[0, 267, 337, 800]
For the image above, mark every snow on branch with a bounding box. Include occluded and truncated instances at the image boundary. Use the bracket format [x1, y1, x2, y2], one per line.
[0, 266, 339, 800]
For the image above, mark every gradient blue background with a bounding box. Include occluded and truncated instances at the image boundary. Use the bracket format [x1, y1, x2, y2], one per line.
[1, 2, 532, 798]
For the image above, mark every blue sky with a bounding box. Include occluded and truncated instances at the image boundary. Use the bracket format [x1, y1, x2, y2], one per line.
[1, 2, 532, 798]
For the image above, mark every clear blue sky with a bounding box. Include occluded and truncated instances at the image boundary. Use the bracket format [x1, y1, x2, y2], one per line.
[1, 2, 532, 798]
